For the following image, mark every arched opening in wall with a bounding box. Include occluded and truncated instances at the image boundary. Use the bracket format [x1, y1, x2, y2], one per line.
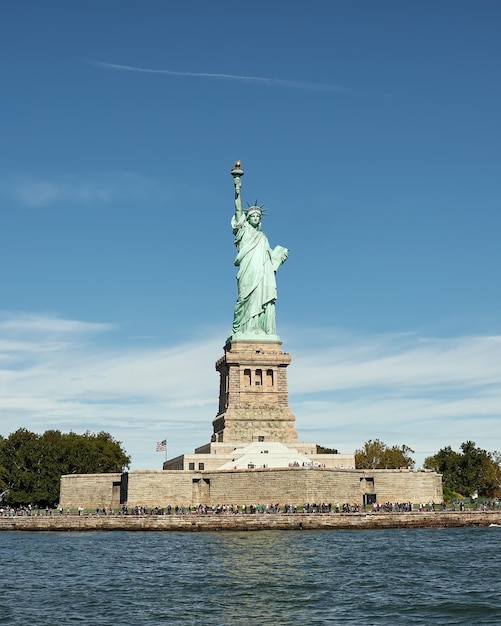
[244, 368, 251, 386]
[266, 369, 274, 388]
[255, 369, 263, 386]
[363, 493, 377, 506]
[119, 473, 128, 505]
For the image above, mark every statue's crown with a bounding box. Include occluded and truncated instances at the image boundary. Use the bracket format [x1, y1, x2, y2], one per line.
[245, 201, 266, 216]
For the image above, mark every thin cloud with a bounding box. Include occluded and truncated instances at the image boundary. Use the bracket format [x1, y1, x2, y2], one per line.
[0, 171, 174, 209]
[287, 330, 501, 465]
[94, 61, 351, 93]
[288, 332, 501, 392]
[0, 312, 499, 469]
[5, 179, 114, 209]
[0, 312, 112, 335]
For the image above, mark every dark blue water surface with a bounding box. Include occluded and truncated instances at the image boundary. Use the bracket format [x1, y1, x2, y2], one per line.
[1, 527, 500, 625]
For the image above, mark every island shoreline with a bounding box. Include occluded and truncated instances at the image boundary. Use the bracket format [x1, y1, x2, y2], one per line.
[1, 510, 501, 532]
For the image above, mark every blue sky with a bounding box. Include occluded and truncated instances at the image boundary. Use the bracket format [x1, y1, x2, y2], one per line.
[1, 1, 500, 469]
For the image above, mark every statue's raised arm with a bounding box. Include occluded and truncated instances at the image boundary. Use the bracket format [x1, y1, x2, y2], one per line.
[228, 161, 288, 342]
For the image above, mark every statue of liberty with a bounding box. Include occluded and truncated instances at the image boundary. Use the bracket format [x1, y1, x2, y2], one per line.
[229, 162, 288, 340]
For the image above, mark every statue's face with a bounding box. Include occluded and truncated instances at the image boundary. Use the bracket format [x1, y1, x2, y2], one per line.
[247, 212, 261, 228]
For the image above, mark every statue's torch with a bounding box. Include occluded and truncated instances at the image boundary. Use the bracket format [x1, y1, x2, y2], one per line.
[231, 160, 244, 187]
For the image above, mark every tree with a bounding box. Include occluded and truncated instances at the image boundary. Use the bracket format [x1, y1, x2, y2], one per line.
[355, 439, 415, 469]
[424, 441, 501, 498]
[0, 435, 8, 496]
[0, 428, 131, 507]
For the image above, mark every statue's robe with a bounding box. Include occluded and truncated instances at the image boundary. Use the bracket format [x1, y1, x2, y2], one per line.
[231, 214, 277, 334]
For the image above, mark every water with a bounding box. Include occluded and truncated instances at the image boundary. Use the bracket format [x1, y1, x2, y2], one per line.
[1, 527, 500, 625]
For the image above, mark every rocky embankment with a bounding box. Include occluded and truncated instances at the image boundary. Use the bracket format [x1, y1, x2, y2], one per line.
[1, 511, 501, 532]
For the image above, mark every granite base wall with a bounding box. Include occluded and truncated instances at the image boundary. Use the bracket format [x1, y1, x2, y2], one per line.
[2, 510, 500, 533]
[60, 468, 442, 509]
[59, 473, 122, 509]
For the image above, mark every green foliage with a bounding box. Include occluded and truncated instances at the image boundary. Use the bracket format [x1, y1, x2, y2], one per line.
[0, 435, 8, 493]
[355, 439, 415, 470]
[442, 485, 465, 501]
[0, 428, 130, 507]
[424, 441, 501, 498]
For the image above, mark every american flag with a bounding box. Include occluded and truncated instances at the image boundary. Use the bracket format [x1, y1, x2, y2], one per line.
[156, 439, 167, 452]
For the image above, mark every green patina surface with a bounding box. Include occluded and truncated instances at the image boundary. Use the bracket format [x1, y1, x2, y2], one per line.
[228, 162, 288, 343]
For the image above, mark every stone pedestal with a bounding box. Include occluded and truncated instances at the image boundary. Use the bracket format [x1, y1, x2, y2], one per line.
[212, 339, 298, 443]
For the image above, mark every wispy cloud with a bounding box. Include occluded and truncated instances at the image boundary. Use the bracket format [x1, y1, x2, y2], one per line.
[0, 312, 220, 468]
[0, 171, 174, 209]
[0, 312, 499, 469]
[288, 333, 501, 392]
[0, 312, 112, 335]
[5, 179, 113, 209]
[94, 61, 351, 93]
[287, 330, 501, 463]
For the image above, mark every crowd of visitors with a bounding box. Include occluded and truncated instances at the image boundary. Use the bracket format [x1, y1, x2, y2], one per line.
[1, 498, 500, 517]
